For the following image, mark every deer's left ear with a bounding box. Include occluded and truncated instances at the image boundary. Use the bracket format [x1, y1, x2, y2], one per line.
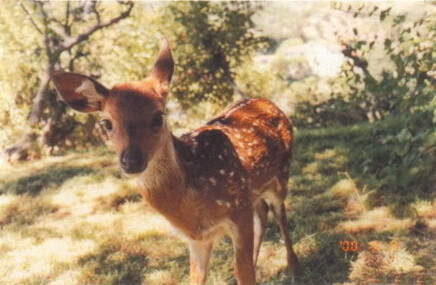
[151, 38, 174, 98]
[52, 72, 109, 112]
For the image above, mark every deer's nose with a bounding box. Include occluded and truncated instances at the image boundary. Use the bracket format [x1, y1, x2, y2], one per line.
[120, 146, 147, 174]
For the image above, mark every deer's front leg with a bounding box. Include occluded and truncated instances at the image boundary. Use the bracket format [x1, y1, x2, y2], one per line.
[188, 239, 214, 285]
[231, 209, 256, 285]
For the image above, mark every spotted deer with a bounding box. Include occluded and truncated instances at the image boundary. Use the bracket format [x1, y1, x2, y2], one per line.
[52, 39, 301, 285]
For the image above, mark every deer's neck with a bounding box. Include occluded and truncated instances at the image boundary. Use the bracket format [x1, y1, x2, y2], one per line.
[138, 132, 186, 202]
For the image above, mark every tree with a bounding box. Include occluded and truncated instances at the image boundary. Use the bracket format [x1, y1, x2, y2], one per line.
[163, 1, 270, 107]
[3, 0, 134, 161]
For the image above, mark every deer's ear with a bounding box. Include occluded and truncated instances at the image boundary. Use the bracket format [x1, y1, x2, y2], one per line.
[52, 72, 109, 112]
[151, 38, 174, 97]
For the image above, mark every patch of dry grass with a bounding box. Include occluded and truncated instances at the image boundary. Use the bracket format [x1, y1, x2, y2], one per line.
[144, 269, 180, 285]
[0, 236, 95, 284]
[336, 207, 413, 234]
[301, 161, 322, 179]
[293, 234, 319, 258]
[257, 241, 288, 279]
[0, 195, 59, 226]
[313, 149, 338, 160]
[327, 178, 356, 198]
[412, 200, 436, 229]
[349, 242, 426, 284]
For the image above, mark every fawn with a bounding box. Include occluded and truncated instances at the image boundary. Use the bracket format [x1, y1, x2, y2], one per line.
[52, 39, 301, 285]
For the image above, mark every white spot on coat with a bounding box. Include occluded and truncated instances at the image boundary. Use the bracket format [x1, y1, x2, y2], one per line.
[216, 200, 231, 208]
[209, 177, 217, 186]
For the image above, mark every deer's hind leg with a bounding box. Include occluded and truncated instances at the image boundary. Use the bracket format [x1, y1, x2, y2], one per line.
[271, 200, 301, 278]
[268, 177, 301, 278]
[253, 199, 269, 267]
[271, 154, 302, 278]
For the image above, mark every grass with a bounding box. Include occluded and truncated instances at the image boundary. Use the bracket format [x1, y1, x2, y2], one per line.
[0, 118, 435, 284]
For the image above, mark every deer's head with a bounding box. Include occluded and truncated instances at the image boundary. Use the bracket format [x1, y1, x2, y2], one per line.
[52, 39, 174, 174]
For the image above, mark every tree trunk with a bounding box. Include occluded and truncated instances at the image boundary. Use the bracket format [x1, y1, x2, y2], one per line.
[3, 133, 37, 163]
[29, 66, 53, 125]
[3, 66, 54, 162]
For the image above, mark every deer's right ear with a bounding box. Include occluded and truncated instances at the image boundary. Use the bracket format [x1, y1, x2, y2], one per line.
[52, 72, 109, 112]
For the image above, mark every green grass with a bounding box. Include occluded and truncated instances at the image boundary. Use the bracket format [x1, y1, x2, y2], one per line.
[285, 117, 435, 284]
[0, 119, 434, 284]
[0, 166, 97, 195]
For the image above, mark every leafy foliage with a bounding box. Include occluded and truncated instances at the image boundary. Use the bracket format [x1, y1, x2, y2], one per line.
[294, 4, 436, 205]
[295, 4, 435, 127]
[0, 2, 43, 149]
[164, 1, 270, 107]
[339, 6, 435, 121]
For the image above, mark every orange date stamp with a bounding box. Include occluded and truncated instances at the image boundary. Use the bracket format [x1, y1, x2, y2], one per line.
[340, 240, 400, 252]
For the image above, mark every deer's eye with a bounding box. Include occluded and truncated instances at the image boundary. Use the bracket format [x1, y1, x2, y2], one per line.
[150, 111, 164, 132]
[100, 119, 113, 131]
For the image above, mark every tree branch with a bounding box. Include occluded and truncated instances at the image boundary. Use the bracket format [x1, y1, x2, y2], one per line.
[50, 25, 70, 40]
[19, 1, 43, 35]
[59, 1, 134, 53]
[64, 0, 70, 28]
[340, 42, 376, 82]
[68, 49, 90, 72]
[90, 1, 101, 26]
[35, 1, 53, 60]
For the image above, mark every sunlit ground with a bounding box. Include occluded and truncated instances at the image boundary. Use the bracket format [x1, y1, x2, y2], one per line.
[1, 121, 435, 285]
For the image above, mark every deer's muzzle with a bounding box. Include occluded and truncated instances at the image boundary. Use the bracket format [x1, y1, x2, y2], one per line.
[120, 146, 147, 174]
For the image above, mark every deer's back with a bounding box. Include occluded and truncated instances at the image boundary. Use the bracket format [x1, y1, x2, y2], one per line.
[177, 98, 293, 208]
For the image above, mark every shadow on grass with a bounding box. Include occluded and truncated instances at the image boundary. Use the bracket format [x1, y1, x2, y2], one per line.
[0, 166, 97, 195]
[298, 233, 357, 285]
[261, 204, 350, 284]
[78, 246, 149, 285]
[294, 117, 436, 212]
